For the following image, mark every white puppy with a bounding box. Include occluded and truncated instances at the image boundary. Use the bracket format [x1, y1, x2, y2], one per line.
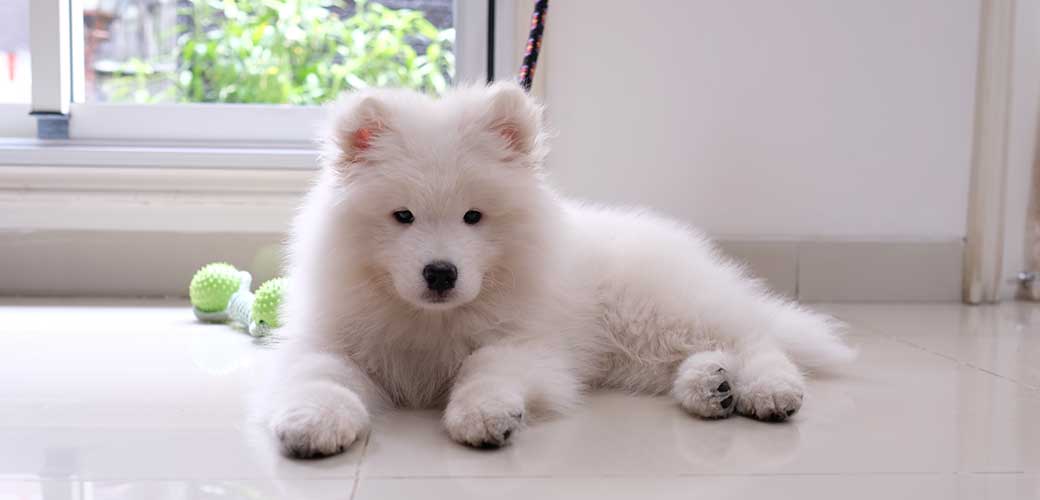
[262, 82, 854, 457]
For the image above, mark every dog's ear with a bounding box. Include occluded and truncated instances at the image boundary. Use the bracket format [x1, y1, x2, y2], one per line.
[330, 93, 391, 166]
[483, 81, 545, 162]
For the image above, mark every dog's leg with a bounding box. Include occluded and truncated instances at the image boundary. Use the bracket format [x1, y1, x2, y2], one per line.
[657, 267, 824, 422]
[732, 345, 805, 422]
[672, 350, 738, 419]
[267, 348, 380, 458]
[444, 342, 581, 448]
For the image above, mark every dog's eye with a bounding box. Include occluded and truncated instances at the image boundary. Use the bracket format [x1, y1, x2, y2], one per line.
[463, 210, 483, 225]
[392, 210, 415, 224]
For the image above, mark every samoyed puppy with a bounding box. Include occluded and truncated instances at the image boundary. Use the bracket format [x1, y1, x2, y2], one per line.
[262, 82, 854, 457]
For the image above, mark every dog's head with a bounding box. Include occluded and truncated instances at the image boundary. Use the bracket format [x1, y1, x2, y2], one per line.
[323, 82, 550, 311]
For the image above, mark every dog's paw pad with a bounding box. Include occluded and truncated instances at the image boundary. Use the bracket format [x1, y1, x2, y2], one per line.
[673, 363, 736, 419]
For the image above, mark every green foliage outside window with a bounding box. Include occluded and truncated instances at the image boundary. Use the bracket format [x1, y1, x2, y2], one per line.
[105, 0, 454, 104]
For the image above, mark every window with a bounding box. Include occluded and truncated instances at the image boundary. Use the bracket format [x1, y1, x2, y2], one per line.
[0, 0, 34, 138]
[83, 0, 455, 105]
[0, 0, 31, 104]
[7, 0, 503, 148]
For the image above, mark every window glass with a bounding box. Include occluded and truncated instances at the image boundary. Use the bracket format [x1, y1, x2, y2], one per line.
[0, 0, 31, 103]
[83, 0, 454, 104]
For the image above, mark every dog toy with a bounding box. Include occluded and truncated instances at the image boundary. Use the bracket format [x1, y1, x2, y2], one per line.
[189, 262, 285, 337]
[252, 277, 287, 330]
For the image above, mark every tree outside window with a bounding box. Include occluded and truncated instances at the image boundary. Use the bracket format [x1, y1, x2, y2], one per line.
[84, 0, 455, 105]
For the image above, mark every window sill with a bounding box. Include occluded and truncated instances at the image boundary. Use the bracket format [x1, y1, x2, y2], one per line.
[0, 140, 318, 233]
[0, 138, 320, 170]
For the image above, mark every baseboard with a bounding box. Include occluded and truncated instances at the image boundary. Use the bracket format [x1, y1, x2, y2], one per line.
[719, 239, 963, 302]
[0, 230, 286, 297]
[0, 229, 964, 301]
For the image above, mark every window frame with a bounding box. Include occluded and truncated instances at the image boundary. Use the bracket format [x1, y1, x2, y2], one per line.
[9, 0, 506, 150]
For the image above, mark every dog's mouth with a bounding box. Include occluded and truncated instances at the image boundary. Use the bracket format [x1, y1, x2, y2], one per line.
[421, 290, 456, 305]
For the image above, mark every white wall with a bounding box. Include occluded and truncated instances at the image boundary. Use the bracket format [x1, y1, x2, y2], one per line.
[540, 0, 980, 239]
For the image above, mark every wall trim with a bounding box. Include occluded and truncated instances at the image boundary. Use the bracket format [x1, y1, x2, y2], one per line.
[963, 0, 1016, 304]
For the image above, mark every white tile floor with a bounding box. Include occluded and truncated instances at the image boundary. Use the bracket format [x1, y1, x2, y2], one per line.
[1, 299, 1039, 499]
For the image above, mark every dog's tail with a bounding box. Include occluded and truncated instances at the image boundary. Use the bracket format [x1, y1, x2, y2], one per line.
[772, 305, 857, 373]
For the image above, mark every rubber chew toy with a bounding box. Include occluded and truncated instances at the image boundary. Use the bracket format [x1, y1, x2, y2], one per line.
[252, 277, 287, 331]
[189, 262, 285, 337]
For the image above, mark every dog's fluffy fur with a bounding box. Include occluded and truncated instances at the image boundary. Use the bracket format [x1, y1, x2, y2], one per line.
[261, 82, 855, 457]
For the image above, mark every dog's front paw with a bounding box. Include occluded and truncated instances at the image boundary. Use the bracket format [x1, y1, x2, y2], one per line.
[269, 385, 369, 458]
[444, 387, 525, 448]
[736, 377, 804, 422]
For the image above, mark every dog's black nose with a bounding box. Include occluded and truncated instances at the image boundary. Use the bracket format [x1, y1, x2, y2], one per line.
[422, 261, 457, 292]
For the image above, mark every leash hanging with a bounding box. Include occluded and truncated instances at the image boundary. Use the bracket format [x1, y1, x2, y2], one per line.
[518, 0, 549, 92]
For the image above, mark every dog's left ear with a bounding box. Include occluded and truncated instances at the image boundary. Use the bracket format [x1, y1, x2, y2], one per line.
[483, 82, 545, 162]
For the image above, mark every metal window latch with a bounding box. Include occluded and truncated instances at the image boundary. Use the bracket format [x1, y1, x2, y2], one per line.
[30, 112, 70, 140]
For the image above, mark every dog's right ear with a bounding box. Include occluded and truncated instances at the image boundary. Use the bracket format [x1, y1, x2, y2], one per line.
[330, 94, 391, 166]
[482, 82, 546, 164]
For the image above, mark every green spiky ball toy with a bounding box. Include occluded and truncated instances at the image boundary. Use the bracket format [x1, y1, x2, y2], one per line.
[189, 262, 286, 337]
[189, 262, 242, 313]
[253, 277, 287, 330]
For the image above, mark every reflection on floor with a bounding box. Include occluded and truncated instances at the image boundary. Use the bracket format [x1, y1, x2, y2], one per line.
[1, 299, 1038, 499]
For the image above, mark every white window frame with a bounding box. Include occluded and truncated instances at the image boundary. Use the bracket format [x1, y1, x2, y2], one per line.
[31, 0, 73, 115]
[4, 0, 513, 151]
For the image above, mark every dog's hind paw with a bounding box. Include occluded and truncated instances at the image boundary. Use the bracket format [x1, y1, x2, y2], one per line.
[735, 377, 804, 422]
[672, 351, 737, 419]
